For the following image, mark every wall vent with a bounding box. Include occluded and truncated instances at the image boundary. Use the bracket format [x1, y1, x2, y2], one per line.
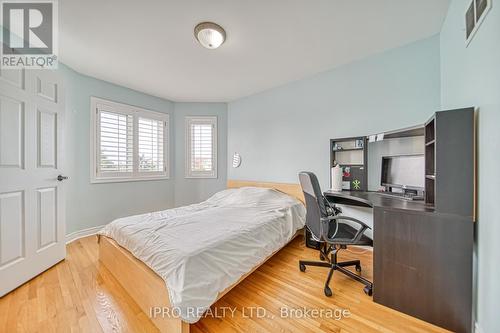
[465, 0, 492, 45]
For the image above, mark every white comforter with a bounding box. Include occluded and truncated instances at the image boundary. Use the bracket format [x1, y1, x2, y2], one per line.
[99, 187, 306, 323]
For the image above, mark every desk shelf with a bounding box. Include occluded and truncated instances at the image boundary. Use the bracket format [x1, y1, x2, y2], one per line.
[330, 136, 367, 191]
[425, 117, 436, 205]
[424, 108, 475, 218]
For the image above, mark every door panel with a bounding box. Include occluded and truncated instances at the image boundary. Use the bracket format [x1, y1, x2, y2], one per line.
[0, 67, 24, 89]
[0, 95, 24, 168]
[0, 191, 25, 267]
[36, 75, 58, 103]
[37, 187, 57, 250]
[37, 108, 57, 168]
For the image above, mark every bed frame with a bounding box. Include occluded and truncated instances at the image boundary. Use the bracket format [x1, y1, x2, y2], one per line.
[98, 180, 304, 333]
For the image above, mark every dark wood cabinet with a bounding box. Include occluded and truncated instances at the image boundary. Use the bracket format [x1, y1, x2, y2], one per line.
[373, 207, 473, 333]
[326, 108, 476, 333]
[425, 108, 475, 219]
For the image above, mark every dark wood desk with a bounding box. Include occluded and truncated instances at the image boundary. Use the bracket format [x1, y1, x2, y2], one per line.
[323, 190, 435, 212]
[324, 191, 473, 333]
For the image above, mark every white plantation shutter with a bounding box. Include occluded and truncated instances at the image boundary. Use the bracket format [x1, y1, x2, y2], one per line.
[185, 116, 217, 178]
[98, 110, 133, 175]
[138, 117, 165, 173]
[91, 97, 169, 183]
[190, 124, 212, 170]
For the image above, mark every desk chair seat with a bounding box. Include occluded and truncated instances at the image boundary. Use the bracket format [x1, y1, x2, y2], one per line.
[329, 223, 373, 246]
[298, 171, 373, 297]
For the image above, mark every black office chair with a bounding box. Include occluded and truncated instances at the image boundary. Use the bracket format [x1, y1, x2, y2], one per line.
[298, 171, 373, 297]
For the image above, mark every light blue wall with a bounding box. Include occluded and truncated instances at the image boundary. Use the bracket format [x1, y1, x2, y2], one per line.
[227, 36, 441, 189]
[440, 1, 500, 332]
[61, 64, 175, 234]
[60, 65, 228, 234]
[173, 102, 228, 206]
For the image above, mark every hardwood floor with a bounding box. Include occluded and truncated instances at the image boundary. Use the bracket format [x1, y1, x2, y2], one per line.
[0, 236, 449, 333]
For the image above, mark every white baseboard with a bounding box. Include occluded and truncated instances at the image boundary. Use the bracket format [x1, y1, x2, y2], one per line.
[65, 225, 105, 244]
[475, 322, 482, 333]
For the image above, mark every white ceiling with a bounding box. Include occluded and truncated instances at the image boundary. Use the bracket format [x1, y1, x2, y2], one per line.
[60, 0, 450, 102]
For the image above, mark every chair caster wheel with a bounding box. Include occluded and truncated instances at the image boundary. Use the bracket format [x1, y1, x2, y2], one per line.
[363, 285, 373, 296]
[320, 253, 326, 261]
[324, 286, 333, 297]
[355, 265, 362, 272]
[299, 263, 306, 272]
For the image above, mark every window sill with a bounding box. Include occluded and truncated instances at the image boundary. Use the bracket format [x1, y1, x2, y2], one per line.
[184, 175, 218, 179]
[90, 175, 170, 184]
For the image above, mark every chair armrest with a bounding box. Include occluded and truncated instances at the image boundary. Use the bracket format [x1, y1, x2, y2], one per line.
[321, 215, 370, 228]
[321, 215, 371, 244]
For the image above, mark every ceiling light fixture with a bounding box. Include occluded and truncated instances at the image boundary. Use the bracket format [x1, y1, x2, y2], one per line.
[194, 22, 226, 49]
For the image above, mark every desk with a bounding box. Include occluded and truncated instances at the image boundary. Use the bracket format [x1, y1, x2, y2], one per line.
[324, 190, 435, 212]
[324, 190, 473, 333]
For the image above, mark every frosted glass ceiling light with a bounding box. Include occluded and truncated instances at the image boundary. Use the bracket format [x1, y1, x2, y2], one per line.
[194, 22, 226, 49]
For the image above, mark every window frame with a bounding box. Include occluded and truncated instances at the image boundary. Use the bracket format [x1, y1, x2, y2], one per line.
[90, 97, 169, 184]
[185, 116, 218, 179]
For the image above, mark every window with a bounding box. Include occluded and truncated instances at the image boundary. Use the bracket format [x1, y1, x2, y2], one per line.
[138, 117, 165, 173]
[185, 116, 217, 178]
[91, 97, 169, 183]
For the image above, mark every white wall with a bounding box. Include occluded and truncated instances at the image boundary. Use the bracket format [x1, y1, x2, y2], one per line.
[440, 1, 500, 332]
[173, 102, 228, 206]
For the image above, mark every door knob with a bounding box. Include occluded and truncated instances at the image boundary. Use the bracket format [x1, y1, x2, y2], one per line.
[57, 175, 68, 181]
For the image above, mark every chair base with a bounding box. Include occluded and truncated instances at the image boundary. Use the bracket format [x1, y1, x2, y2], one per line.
[299, 245, 373, 297]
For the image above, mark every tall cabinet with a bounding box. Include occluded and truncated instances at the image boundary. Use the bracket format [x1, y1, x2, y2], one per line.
[375, 108, 476, 333]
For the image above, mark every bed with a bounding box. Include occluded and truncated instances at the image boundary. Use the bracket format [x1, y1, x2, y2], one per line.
[97, 180, 305, 333]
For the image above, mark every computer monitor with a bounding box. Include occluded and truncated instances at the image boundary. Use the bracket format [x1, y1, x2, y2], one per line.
[381, 154, 424, 191]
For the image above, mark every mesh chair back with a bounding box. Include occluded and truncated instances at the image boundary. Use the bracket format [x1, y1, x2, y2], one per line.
[299, 172, 330, 240]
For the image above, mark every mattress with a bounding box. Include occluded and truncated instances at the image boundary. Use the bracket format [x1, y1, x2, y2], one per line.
[99, 186, 306, 323]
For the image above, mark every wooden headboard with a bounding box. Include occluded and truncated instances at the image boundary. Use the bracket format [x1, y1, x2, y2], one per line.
[227, 180, 304, 203]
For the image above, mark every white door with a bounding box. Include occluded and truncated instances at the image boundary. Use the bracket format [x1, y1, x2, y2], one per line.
[0, 67, 66, 296]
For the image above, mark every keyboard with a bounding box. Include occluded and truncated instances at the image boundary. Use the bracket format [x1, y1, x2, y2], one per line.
[376, 192, 424, 201]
